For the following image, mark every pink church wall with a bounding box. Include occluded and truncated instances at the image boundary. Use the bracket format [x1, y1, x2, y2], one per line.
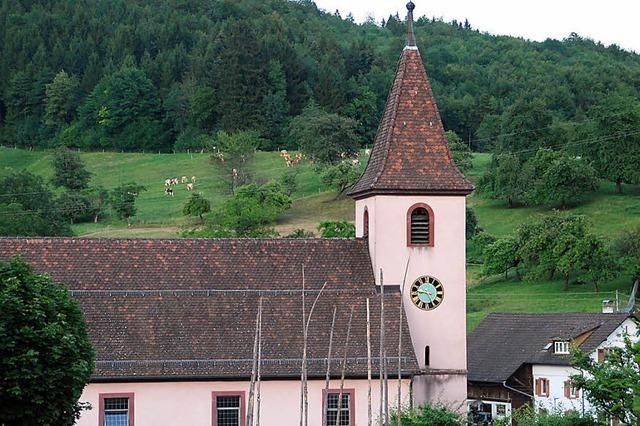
[76, 378, 411, 426]
[355, 195, 467, 407]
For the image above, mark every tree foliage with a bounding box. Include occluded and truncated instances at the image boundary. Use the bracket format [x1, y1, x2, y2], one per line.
[0, 1, 639, 154]
[183, 193, 211, 223]
[446, 130, 473, 173]
[0, 257, 94, 425]
[579, 94, 640, 194]
[0, 171, 71, 236]
[481, 150, 598, 209]
[571, 335, 640, 424]
[482, 214, 618, 290]
[110, 183, 146, 223]
[320, 162, 362, 195]
[211, 130, 261, 191]
[51, 147, 92, 190]
[208, 182, 291, 237]
[288, 104, 360, 164]
[318, 221, 355, 238]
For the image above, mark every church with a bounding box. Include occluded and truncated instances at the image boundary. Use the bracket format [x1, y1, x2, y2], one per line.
[0, 2, 473, 425]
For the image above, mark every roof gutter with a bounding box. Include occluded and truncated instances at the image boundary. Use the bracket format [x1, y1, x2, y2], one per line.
[502, 381, 533, 399]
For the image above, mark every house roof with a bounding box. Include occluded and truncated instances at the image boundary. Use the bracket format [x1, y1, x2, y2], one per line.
[0, 237, 419, 381]
[467, 312, 633, 383]
[347, 36, 473, 198]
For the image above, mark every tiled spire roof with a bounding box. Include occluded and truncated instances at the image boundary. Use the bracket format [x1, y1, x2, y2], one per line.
[348, 3, 473, 199]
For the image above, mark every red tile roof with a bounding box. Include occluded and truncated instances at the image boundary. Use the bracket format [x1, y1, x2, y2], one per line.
[348, 47, 474, 198]
[0, 238, 419, 380]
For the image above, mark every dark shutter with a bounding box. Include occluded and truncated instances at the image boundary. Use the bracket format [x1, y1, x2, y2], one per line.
[535, 379, 541, 396]
[564, 381, 570, 398]
[411, 208, 430, 245]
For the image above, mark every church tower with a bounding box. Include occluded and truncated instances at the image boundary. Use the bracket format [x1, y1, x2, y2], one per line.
[347, 1, 474, 408]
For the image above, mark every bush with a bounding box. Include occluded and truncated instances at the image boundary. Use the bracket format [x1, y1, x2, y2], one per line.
[392, 404, 464, 426]
[466, 207, 480, 238]
[205, 182, 291, 237]
[286, 229, 316, 238]
[318, 221, 355, 238]
[494, 406, 600, 426]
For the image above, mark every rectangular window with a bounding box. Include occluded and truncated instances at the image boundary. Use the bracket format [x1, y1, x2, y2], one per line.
[324, 389, 355, 426]
[554, 341, 570, 354]
[597, 348, 608, 363]
[212, 392, 245, 426]
[565, 381, 580, 399]
[535, 378, 550, 397]
[99, 393, 134, 426]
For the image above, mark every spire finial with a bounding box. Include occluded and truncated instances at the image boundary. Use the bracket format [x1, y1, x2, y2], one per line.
[406, 1, 416, 47]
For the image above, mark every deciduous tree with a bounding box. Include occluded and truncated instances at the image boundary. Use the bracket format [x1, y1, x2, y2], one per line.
[51, 147, 92, 190]
[572, 335, 640, 424]
[0, 257, 94, 425]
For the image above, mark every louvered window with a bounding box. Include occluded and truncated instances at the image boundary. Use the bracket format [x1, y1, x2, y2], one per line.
[410, 208, 430, 245]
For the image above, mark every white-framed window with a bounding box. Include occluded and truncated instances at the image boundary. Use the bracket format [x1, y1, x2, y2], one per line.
[212, 392, 245, 426]
[99, 393, 134, 426]
[554, 341, 570, 354]
[324, 390, 354, 426]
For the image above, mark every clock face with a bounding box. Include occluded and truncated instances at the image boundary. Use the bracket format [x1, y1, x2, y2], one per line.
[410, 276, 444, 310]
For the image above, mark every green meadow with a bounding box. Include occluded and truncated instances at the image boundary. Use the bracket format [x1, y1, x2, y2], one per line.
[2, 147, 638, 329]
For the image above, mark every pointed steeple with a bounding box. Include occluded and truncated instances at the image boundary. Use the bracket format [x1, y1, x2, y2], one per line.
[406, 1, 417, 48]
[348, 2, 473, 199]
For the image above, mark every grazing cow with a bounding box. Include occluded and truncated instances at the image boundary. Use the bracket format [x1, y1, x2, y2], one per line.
[165, 188, 174, 197]
[186, 183, 194, 191]
[181, 176, 188, 184]
[352, 159, 360, 166]
[191, 176, 197, 183]
[364, 148, 371, 156]
[165, 179, 172, 187]
[171, 178, 179, 186]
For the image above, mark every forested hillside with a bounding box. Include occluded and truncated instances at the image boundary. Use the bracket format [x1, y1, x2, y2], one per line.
[1, 0, 640, 153]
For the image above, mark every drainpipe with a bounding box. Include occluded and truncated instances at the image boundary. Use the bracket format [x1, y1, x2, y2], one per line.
[502, 381, 533, 399]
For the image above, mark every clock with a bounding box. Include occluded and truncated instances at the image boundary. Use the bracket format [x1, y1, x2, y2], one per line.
[410, 276, 444, 310]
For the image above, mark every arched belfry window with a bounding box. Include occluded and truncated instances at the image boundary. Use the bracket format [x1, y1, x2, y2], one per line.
[363, 209, 369, 238]
[407, 203, 434, 247]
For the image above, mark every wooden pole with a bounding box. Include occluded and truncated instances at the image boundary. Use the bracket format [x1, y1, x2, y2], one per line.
[256, 297, 263, 426]
[397, 258, 410, 425]
[379, 269, 385, 425]
[246, 296, 262, 426]
[324, 306, 338, 426]
[367, 298, 372, 426]
[304, 281, 328, 426]
[337, 307, 355, 426]
[299, 265, 306, 426]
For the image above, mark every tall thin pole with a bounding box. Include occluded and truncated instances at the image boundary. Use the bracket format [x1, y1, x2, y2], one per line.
[324, 306, 338, 426]
[256, 298, 263, 426]
[379, 269, 385, 425]
[397, 258, 410, 424]
[247, 296, 262, 426]
[367, 298, 372, 426]
[337, 307, 355, 426]
[299, 266, 306, 426]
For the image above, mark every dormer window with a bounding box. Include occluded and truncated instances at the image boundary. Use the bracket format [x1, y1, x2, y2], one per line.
[407, 204, 434, 247]
[554, 341, 570, 355]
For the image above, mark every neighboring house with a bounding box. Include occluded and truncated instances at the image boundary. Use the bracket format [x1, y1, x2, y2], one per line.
[467, 313, 639, 423]
[0, 3, 475, 425]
